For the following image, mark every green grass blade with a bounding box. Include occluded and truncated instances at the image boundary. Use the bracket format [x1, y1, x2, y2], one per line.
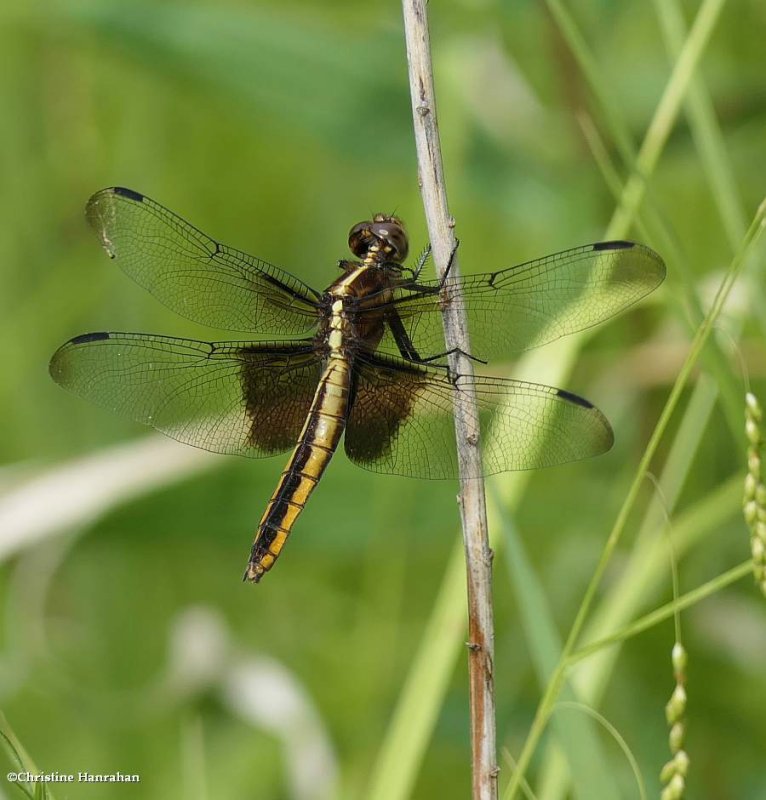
[581, 115, 746, 442]
[504, 195, 765, 799]
[607, 0, 728, 238]
[553, 702, 647, 800]
[504, 3, 734, 795]
[653, 0, 746, 249]
[366, 543, 466, 800]
[571, 560, 752, 664]
[498, 498, 619, 800]
[0, 712, 57, 800]
[653, 0, 766, 334]
[543, 0, 637, 167]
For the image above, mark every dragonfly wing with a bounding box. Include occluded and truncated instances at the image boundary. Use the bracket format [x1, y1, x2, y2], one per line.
[86, 187, 321, 335]
[344, 352, 613, 479]
[370, 240, 665, 362]
[50, 332, 322, 457]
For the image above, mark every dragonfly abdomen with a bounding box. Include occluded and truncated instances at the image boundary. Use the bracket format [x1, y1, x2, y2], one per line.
[245, 358, 351, 582]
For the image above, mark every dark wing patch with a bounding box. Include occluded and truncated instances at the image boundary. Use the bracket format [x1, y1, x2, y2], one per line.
[50, 333, 321, 458]
[345, 357, 422, 464]
[240, 345, 318, 453]
[86, 187, 321, 335]
[344, 352, 613, 479]
[365, 241, 665, 363]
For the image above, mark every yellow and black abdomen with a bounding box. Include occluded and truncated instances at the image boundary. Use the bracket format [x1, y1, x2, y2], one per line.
[245, 358, 351, 582]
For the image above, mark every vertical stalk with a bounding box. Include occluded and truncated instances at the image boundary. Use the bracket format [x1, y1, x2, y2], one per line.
[401, 3, 497, 798]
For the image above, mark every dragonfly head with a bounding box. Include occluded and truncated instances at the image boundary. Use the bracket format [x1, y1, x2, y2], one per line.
[348, 214, 409, 264]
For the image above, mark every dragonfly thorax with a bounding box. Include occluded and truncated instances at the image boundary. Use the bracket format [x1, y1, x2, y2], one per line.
[348, 213, 408, 264]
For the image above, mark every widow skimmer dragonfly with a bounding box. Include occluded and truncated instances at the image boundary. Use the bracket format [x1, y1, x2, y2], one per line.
[50, 187, 665, 582]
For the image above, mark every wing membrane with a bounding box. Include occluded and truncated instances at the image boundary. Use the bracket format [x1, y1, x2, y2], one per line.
[369, 241, 665, 362]
[345, 352, 613, 479]
[49, 333, 321, 457]
[86, 187, 321, 334]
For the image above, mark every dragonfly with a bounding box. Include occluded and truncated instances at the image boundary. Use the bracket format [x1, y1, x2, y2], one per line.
[49, 187, 665, 582]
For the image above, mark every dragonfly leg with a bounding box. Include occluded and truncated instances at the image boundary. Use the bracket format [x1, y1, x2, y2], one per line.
[397, 238, 460, 295]
[386, 305, 486, 367]
[437, 238, 460, 289]
[412, 243, 432, 280]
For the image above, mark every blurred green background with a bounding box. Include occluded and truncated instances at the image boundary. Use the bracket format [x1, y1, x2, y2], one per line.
[1, 0, 765, 798]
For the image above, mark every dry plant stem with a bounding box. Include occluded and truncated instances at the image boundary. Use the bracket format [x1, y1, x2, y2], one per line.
[401, 2, 497, 798]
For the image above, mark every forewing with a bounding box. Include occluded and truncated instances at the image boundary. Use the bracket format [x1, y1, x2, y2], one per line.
[50, 333, 321, 457]
[86, 187, 321, 334]
[372, 241, 665, 362]
[345, 353, 613, 479]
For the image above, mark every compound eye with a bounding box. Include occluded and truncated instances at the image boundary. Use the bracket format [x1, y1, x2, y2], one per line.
[348, 221, 374, 258]
[371, 220, 408, 262]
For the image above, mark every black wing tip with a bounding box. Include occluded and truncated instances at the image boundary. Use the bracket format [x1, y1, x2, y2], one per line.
[69, 331, 112, 345]
[50, 333, 111, 377]
[49, 333, 110, 382]
[593, 238, 667, 286]
[592, 240, 635, 251]
[87, 186, 145, 207]
[111, 186, 145, 202]
[87, 187, 146, 210]
[556, 389, 615, 457]
[556, 388, 594, 409]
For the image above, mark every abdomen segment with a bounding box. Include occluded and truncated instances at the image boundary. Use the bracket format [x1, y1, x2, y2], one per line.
[245, 359, 350, 582]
